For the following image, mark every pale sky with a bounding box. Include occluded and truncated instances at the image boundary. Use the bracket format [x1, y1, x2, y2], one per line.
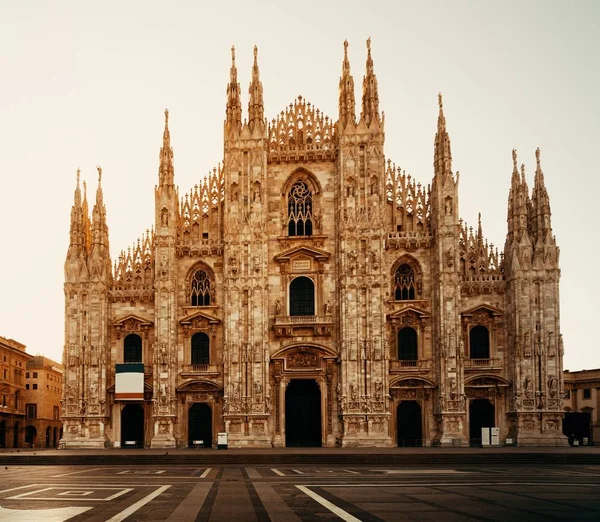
[1, 1, 598, 370]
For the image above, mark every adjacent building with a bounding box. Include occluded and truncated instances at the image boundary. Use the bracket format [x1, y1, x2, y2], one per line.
[61, 41, 567, 449]
[564, 369, 600, 444]
[24, 356, 63, 448]
[0, 335, 32, 448]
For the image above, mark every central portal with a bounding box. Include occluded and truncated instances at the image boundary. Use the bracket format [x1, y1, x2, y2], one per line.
[469, 398, 495, 445]
[121, 403, 144, 448]
[397, 400, 422, 447]
[285, 379, 321, 447]
[188, 403, 212, 447]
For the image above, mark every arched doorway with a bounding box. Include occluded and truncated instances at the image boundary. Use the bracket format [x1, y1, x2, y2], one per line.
[53, 427, 58, 447]
[188, 403, 212, 447]
[0, 420, 6, 448]
[397, 401, 422, 447]
[469, 399, 495, 445]
[25, 425, 36, 447]
[121, 404, 144, 448]
[45, 426, 51, 448]
[285, 379, 321, 447]
[13, 422, 20, 448]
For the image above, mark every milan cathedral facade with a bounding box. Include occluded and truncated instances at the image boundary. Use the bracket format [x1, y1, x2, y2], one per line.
[61, 41, 567, 448]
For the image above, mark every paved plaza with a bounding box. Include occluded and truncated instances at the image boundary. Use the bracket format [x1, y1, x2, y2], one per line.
[0, 451, 599, 521]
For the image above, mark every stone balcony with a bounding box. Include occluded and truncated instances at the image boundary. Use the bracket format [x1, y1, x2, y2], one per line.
[180, 364, 221, 378]
[464, 358, 503, 371]
[273, 315, 333, 337]
[389, 359, 432, 373]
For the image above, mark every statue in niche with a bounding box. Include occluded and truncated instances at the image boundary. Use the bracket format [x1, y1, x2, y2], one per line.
[161, 208, 168, 226]
[275, 300, 281, 315]
[375, 380, 383, 400]
[548, 375, 558, 397]
[324, 301, 331, 315]
[445, 197, 453, 216]
[350, 382, 357, 401]
[446, 247, 454, 267]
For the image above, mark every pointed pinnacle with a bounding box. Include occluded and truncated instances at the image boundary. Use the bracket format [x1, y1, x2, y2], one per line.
[76, 168, 81, 185]
[164, 108, 169, 126]
[535, 147, 541, 167]
[512, 148, 518, 171]
[253, 45, 258, 66]
[97, 165, 102, 183]
[438, 92, 443, 109]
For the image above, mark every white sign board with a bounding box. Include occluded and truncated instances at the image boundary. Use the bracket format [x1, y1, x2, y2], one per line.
[481, 427, 490, 446]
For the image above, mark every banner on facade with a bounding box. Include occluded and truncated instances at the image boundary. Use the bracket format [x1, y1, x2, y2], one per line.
[115, 363, 144, 400]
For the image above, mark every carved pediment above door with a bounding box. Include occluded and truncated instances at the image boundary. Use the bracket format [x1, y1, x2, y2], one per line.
[387, 304, 429, 328]
[113, 314, 154, 339]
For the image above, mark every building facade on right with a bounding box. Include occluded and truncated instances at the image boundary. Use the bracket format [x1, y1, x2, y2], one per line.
[564, 369, 600, 445]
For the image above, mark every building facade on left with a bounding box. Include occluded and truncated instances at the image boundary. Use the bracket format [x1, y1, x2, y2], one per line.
[24, 356, 64, 448]
[0, 335, 31, 448]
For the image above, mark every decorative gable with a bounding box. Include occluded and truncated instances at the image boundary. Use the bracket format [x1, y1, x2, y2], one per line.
[179, 309, 221, 337]
[113, 314, 153, 339]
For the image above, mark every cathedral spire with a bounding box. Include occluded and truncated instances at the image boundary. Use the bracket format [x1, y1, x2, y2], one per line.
[506, 149, 531, 243]
[531, 147, 552, 240]
[82, 178, 91, 253]
[434, 93, 453, 178]
[338, 39, 356, 128]
[360, 37, 380, 127]
[159, 109, 174, 187]
[68, 169, 85, 253]
[90, 166, 110, 264]
[248, 45, 264, 132]
[225, 45, 242, 134]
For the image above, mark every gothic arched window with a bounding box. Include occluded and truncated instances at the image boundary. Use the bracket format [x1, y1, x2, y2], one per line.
[470, 325, 490, 359]
[394, 264, 416, 300]
[124, 334, 142, 363]
[289, 276, 315, 316]
[191, 332, 210, 365]
[191, 270, 211, 306]
[287, 181, 313, 236]
[398, 327, 418, 361]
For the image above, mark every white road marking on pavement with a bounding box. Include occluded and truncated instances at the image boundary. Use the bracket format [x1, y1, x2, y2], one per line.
[344, 469, 360, 474]
[0, 505, 91, 521]
[271, 468, 285, 476]
[0, 484, 36, 494]
[105, 485, 171, 522]
[8, 486, 133, 501]
[296, 485, 361, 522]
[52, 468, 101, 478]
[292, 469, 304, 474]
[200, 467, 212, 478]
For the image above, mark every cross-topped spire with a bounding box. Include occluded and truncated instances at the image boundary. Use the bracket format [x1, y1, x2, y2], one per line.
[531, 147, 552, 240]
[248, 45, 264, 131]
[226, 45, 242, 133]
[159, 109, 174, 187]
[361, 37, 380, 127]
[434, 93, 452, 178]
[338, 39, 355, 128]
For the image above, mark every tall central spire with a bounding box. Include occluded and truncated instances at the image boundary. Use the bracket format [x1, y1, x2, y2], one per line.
[361, 37, 380, 127]
[338, 40, 355, 128]
[248, 45, 264, 132]
[434, 93, 453, 178]
[159, 109, 174, 187]
[226, 46, 242, 134]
